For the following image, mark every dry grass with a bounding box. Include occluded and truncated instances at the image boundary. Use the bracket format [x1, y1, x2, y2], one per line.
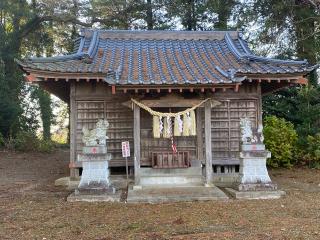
[0, 150, 320, 240]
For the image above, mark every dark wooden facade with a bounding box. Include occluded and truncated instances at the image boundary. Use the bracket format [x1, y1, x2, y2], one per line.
[66, 80, 262, 180]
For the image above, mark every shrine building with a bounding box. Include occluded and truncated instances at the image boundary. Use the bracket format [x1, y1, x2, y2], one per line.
[17, 29, 314, 191]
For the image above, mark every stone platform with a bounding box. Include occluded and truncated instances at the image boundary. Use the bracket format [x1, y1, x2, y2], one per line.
[225, 188, 286, 200]
[139, 167, 203, 186]
[127, 185, 229, 203]
[67, 191, 121, 202]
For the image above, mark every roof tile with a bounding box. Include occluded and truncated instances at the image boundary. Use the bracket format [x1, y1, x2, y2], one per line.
[18, 29, 315, 85]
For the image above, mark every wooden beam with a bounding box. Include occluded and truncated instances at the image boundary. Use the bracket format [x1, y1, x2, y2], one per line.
[123, 88, 127, 93]
[146, 88, 150, 93]
[25, 73, 36, 82]
[135, 88, 138, 93]
[234, 84, 239, 92]
[204, 101, 213, 185]
[122, 94, 213, 108]
[157, 88, 161, 93]
[294, 78, 308, 85]
[196, 108, 204, 163]
[133, 104, 141, 185]
[111, 85, 116, 94]
[69, 81, 79, 179]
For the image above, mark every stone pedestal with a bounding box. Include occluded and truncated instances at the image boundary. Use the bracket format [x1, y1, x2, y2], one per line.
[224, 143, 285, 199]
[236, 144, 277, 191]
[75, 146, 115, 195]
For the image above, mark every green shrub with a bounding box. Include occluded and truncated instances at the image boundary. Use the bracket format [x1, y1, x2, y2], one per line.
[13, 131, 40, 151]
[301, 134, 320, 169]
[38, 139, 54, 153]
[263, 116, 298, 168]
[0, 132, 4, 147]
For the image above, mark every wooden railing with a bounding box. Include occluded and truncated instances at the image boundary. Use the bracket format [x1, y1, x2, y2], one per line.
[151, 151, 190, 169]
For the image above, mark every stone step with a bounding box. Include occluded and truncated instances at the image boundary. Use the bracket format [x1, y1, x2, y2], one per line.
[140, 167, 202, 177]
[139, 183, 204, 189]
[140, 175, 203, 186]
[127, 186, 229, 203]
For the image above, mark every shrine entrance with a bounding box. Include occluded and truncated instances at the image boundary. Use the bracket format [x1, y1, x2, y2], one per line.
[124, 94, 220, 186]
[139, 105, 196, 169]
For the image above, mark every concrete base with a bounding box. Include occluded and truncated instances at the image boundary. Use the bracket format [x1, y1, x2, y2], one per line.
[67, 191, 121, 202]
[237, 182, 277, 191]
[139, 167, 203, 187]
[55, 175, 133, 190]
[127, 185, 229, 203]
[55, 177, 80, 190]
[225, 188, 286, 200]
[213, 174, 239, 187]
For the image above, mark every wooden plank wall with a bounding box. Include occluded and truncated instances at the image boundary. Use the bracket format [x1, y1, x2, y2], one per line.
[75, 82, 133, 167]
[73, 82, 261, 168]
[209, 82, 260, 164]
[211, 99, 258, 160]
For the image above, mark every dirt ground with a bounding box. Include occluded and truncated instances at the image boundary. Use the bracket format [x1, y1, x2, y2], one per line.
[0, 150, 320, 240]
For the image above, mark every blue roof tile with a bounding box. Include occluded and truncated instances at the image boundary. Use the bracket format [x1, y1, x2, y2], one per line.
[18, 29, 315, 85]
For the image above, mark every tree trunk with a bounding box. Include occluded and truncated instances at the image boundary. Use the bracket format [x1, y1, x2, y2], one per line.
[36, 89, 52, 141]
[146, 0, 153, 30]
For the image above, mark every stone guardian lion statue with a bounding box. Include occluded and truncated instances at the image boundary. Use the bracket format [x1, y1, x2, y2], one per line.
[82, 119, 109, 146]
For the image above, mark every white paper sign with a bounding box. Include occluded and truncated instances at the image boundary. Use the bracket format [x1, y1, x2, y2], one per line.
[121, 141, 130, 158]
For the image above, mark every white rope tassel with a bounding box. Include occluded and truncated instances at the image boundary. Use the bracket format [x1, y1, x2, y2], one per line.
[190, 110, 196, 136]
[163, 116, 170, 138]
[173, 115, 181, 136]
[159, 116, 163, 135]
[182, 113, 189, 136]
[153, 115, 160, 138]
[178, 115, 183, 133]
[167, 116, 171, 137]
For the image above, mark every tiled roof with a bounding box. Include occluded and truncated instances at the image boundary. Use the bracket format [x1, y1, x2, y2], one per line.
[17, 29, 315, 85]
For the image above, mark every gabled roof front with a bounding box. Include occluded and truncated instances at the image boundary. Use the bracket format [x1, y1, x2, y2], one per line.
[18, 29, 315, 85]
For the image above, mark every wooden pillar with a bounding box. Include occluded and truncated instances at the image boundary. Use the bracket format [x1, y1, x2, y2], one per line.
[257, 82, 263, 127]
[204, 101, 213, 185]
[196, 108, 204, 162]
[70, 81, 79, 179]
[133, 104, 141, 185]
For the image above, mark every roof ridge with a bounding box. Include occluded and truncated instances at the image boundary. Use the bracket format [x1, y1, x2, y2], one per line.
[225, 32, 308, 65]
[81, 28, 241, 41]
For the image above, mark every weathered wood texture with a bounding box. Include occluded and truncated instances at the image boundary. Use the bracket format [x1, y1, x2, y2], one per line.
[140, 109, 197, 166]
[210, 83, 259, 165]
[210, 99, 258, 160]
[71, 82, 259, 170]
[205, 101, 213, 184]
[75, 82, 133, 167]
[69, 81, 79, 178]
[133, 104, 141, 184]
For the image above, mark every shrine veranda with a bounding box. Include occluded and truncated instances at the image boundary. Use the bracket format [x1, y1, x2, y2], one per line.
[17, 29, 315, 196]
